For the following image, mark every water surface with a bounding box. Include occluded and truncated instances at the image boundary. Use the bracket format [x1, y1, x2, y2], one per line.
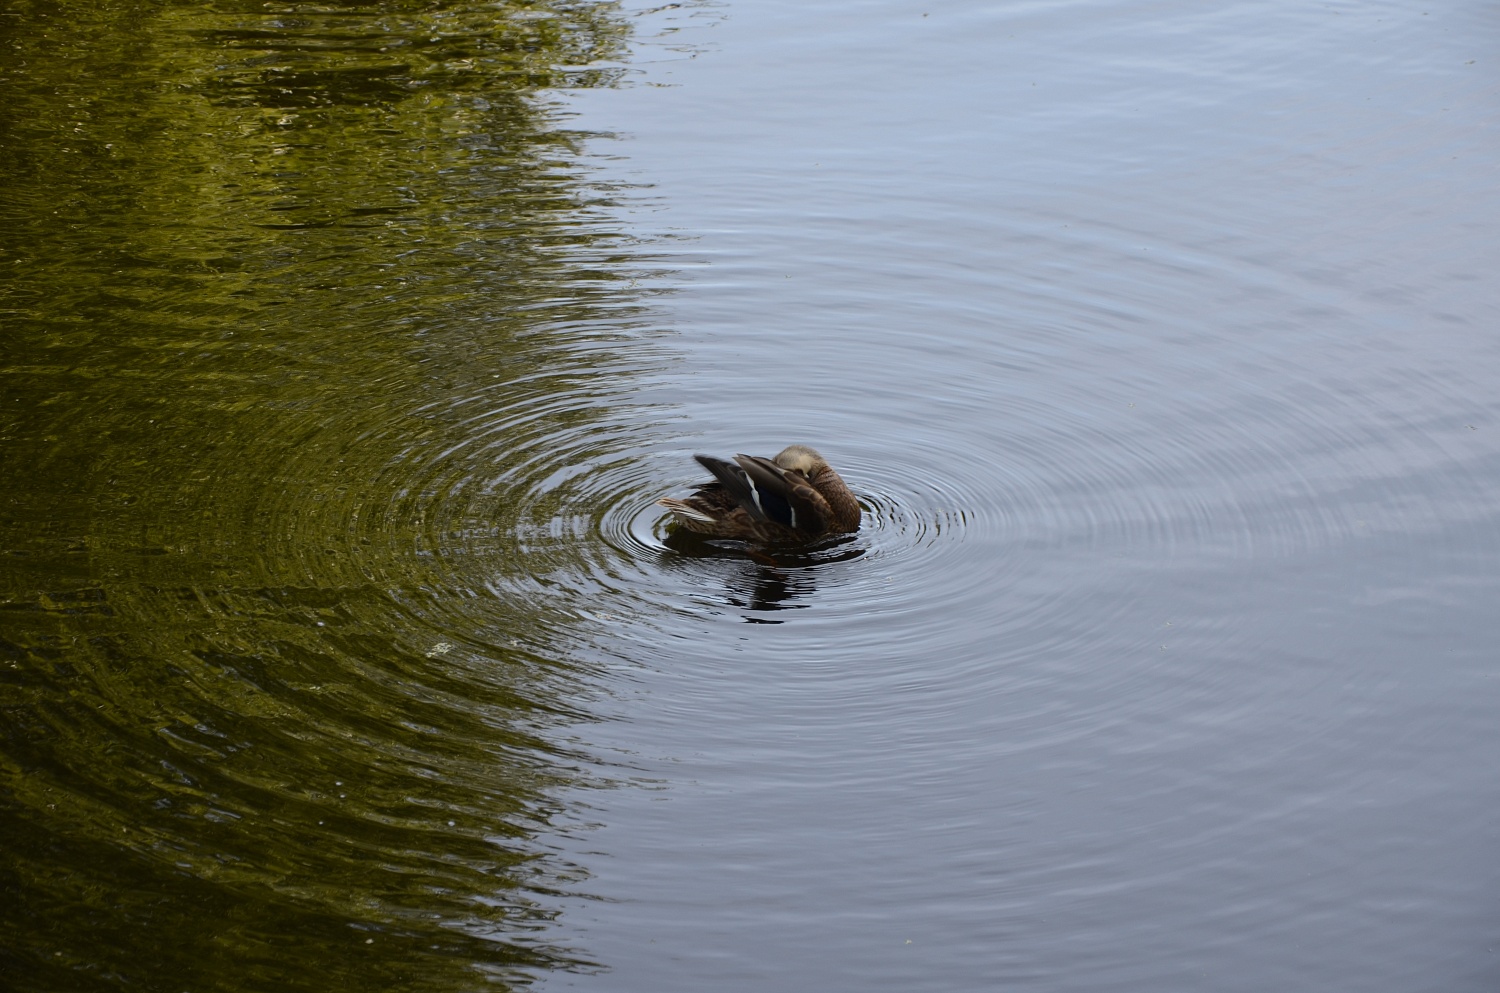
[553, 1, 1500, 990]
[4, 0, 1500, 991]
[2, 0, 675, 988]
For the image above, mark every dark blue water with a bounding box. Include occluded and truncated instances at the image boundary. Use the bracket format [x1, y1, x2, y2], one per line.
[549, 1, 1500, 989]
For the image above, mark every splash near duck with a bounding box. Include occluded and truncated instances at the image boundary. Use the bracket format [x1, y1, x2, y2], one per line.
[657, 445, 861, 544]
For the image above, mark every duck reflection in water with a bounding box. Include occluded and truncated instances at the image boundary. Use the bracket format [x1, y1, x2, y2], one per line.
[660, 525, 863, 619]
[658, 446, 863, 621]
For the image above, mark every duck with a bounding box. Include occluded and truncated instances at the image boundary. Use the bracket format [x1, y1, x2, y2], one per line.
[657, 445, 861, 543]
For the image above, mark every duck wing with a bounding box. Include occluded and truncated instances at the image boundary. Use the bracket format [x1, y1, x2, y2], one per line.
[731, 454, 835, 533]
[692, 454, 829, 532]
[689, 455, 773, 522]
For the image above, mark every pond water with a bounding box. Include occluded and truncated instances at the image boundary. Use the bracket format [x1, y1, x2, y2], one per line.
[3, 1, 1498, 991]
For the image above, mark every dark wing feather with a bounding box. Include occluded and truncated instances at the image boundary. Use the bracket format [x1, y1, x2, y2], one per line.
[734, 455, 834, 533]
[691, 455, 775, 523]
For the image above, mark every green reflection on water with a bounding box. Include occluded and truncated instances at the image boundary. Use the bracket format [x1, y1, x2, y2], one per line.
[1, 1, 660, 988]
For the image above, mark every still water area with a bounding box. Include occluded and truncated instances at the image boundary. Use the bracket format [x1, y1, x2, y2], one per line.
[3, 1, 1498, 990]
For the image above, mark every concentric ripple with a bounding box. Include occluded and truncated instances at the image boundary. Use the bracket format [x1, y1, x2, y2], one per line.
[0, 0, 691, 983]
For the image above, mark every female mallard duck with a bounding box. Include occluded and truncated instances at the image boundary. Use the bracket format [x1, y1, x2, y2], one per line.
[657, 445, 861, 543]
